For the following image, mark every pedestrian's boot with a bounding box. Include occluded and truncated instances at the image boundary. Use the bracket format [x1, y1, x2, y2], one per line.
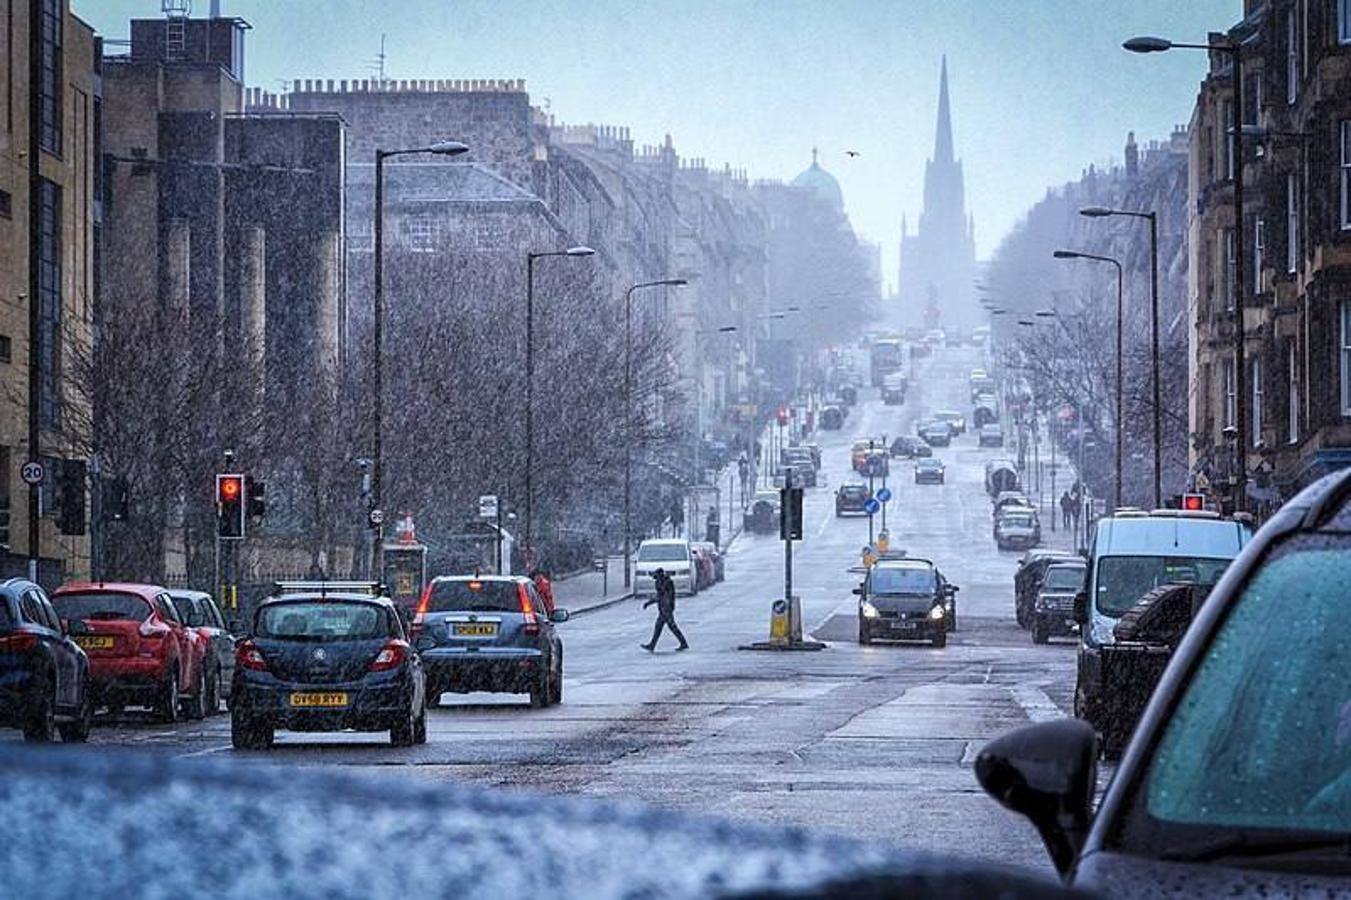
[676, 643, 690, 651]
[640, 643, 655, 653]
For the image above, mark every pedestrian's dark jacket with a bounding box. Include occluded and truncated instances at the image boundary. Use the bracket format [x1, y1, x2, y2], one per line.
[645, 572, 676, 612]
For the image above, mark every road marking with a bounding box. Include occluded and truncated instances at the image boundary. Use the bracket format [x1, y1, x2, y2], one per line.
[178, 743, 233, 758]
[1010, 683, 1064, 723]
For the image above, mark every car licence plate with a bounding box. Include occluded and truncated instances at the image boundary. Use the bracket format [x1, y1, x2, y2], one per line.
[75, 636, 114, 650]
[288, 692, 348, 708]
[892, 622, 917, 631]
[454, 623, 497, 637]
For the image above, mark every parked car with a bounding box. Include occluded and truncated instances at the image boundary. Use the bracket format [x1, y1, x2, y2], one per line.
[1014, 549, 1076, 629]
[413, 574, 567, 710]
[633, 539, 698, 596]
[934, 410, 966, 435]
[995, 508, 1041, 551]
[746, 489, 782, 534]
[985, 458, 1020, 496]
[168, 590, 235, 715]
[835, 483, 872, 517]
[0, 579, 93, 742]
[689, 541, 724, 583]
[992, 490, 1033, 519]
[231, 586, 428, 748]
[689, 544, 717, 590]
[918, 421, 952, 447]
[914, 457, 946, 484]
[890, 435, 931, 458]
[1030, 560, 1085, 644]
[978, 424, 1004, 447]
[977, 466, 1351, 895]
[52, 582, 209, 722]
[1072, 508, 1251, 742]
[855, 558, 957, 647]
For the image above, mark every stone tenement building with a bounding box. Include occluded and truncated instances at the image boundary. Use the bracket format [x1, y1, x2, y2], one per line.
[100, 11, 347, 580]
[899, 57, 978, 332]
[0, 0, 99, 586]
[1188, 0, 1351, 509]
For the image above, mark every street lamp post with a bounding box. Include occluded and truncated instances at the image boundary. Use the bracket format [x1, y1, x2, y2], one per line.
[1126, 34, 1246, 510]
[371, 140, 469, 576]
[1054, 249, 1124, 510]
[623, 278, 687, 588]
[1080, 205, 1163, 509]
[524, 246, 596, 552]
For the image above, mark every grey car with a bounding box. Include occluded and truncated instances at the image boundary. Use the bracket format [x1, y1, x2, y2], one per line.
[168, 589, 235, 715]
[413, 575, 569, 708]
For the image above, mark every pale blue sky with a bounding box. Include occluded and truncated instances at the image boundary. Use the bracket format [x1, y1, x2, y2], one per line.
[77, 0, 1238, 290]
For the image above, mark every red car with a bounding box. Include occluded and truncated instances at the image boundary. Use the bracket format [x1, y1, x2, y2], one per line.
[52, 582, 209, 722]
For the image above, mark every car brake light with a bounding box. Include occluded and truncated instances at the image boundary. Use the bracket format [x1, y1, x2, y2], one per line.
[236, 640, 268, 672]
[412, 583, 435, 638]
[139, 619, 171, 639]
[518, 585, 540, 636]
[0, 632, 37, 653]
[369, 639, 408, 672]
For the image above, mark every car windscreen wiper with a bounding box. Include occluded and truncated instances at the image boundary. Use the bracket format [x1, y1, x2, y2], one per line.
[1160, 831, 1351, 863]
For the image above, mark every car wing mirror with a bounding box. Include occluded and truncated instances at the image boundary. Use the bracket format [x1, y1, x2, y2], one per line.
[550, 608, 571, 623]
[1072, 591, 1089, 625]
[851, 586, 863, 596]
[974, 719, 1097, 876]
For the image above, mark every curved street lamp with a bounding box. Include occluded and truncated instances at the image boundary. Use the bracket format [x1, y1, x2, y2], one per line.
[1054, 248, 1124, 510]
[524, 246, 596, 547]
[371, 139, 470, 575]
[622, 277, 687, 587]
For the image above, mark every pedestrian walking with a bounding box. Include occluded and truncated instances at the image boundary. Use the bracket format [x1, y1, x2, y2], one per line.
[530, 569, 556, 615]
[1060, 491, 1073, 530]
[640, 568, 688, 652]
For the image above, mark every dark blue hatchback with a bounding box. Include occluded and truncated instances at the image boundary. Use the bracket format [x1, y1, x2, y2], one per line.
[230, 587, 427, 749]
[0, 578, 92, 742]
[413, 575, 568, 708]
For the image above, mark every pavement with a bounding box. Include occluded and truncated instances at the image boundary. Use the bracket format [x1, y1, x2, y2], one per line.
[3, 344, 1088, 876]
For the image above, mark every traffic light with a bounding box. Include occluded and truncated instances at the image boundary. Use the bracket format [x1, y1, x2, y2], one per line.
[780, 486, 804, 540]
[777, 406, 790, 426]
[102, 477, 130, 522]
[217, 473, 245, 539]
[1180, 492, 1205, 512]
[54, 459, 87, 536]
[246, 477, 266, 521]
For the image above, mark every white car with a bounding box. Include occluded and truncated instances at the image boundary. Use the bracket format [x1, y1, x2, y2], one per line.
[632, 539, 697, 597]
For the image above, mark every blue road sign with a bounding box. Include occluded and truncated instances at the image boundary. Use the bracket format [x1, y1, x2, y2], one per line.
[863, 497, 881, 515]
[876, 487, 893, 503]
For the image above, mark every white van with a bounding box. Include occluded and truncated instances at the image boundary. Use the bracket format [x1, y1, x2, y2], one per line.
[633, 539, 697, 597]
[1073, 509, 1251, 727]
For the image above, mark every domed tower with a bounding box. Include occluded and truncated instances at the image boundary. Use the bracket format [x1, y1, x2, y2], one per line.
[791, 147, 844, 212]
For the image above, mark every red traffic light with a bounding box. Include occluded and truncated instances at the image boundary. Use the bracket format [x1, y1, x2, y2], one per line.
[1181, 492, 1205, 512]
[218, 475, 242, 503]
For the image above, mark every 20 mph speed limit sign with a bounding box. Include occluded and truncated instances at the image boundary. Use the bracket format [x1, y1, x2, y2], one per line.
[20, 461, 45, 486]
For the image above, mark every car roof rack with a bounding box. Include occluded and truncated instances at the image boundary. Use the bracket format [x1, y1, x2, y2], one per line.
[273, 580, 385, 597]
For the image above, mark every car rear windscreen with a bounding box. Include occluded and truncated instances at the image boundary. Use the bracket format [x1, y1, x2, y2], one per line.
[52, 592, 151, 623]
[424, 580, 521, 613]
[256, 601, 386, 640]
[871, 567, 937, 594]
[638, 543, 688, 562]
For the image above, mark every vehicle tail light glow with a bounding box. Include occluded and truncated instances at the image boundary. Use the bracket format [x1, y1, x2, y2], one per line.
[412, 584, 434, 638]
[369, 639, 409, 672]
[519, 585, 540, 636]
[0, 632, 37, 653]
[236, 640, 268, 672]
[1181, 493, 1205, 512]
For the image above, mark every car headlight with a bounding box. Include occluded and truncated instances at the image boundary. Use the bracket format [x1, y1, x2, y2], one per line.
[860, 601, 879, 619]
[928, 605, 946, 620]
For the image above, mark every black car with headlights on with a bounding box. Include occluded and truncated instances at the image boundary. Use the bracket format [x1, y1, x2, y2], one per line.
[230, 583, 427, 750]
[855, 558, 956, 647]
[412, 575, 567, 708]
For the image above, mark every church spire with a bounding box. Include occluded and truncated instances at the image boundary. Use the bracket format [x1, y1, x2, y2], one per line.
[934, 55, 954, 164]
